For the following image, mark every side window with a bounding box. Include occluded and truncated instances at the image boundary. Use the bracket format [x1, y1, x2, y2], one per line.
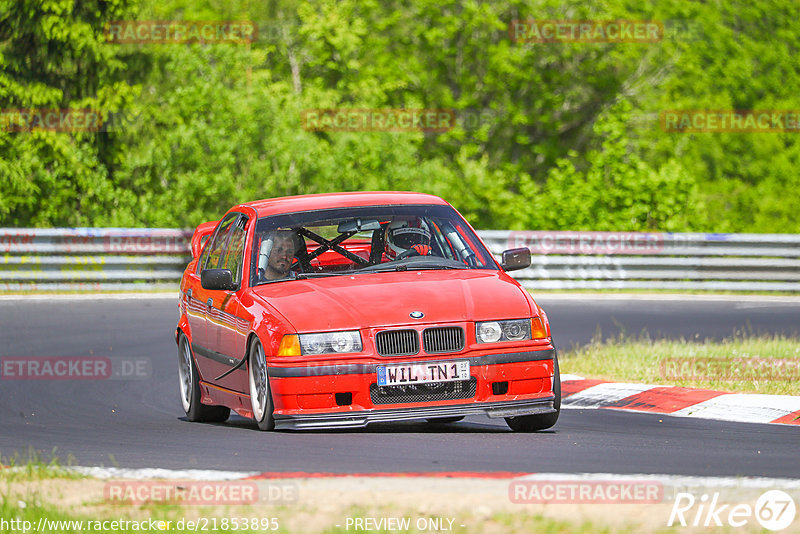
[220, 217, 248, 285]
[198, 214, 237, 273]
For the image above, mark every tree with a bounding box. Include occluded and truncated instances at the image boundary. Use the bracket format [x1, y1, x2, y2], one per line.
[0, 0, 138, 226]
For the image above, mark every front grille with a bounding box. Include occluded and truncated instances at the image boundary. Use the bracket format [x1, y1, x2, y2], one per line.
[422, 327, 464, 354]
[375, 329, 419, 357]
[370, 378, 477, 405]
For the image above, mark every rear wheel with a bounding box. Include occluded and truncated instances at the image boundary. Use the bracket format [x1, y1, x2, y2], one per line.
[177, 334, 230, 423]
[505, 351, 561, 432]
[248, 339, 275, 431]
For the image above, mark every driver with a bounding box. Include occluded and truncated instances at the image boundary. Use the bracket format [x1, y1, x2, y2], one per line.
[261, 229, 300, 280]
[384, 219, 432, 260]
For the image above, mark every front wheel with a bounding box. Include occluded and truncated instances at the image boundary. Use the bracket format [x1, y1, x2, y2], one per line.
[177, 334, 230, 423]
[248, 339, 275, 431]
[505, 351, 561, 432]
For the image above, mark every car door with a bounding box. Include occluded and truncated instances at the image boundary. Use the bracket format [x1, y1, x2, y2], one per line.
[190, 213, 239, 386]
[205, 214, 251, 392]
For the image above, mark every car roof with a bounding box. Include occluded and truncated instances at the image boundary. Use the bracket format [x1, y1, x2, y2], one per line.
[240, 191, 449, 218]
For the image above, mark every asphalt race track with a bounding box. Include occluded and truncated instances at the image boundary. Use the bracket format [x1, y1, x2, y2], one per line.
[0, 295, 798, 477]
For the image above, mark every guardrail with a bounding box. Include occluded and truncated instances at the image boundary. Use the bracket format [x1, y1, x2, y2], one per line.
[481, 231, 800, 291]
[0, 228, 191, 292]
[1, 228, 799, 292]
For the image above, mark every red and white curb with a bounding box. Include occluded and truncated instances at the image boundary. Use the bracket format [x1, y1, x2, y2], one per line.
[560, 374, 800, 425]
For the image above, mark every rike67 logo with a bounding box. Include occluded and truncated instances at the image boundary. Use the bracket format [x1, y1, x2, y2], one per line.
[668, 490, 796, 531]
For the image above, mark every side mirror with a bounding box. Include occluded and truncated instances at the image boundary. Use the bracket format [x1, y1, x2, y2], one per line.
[500, 248, 531, 272]
[201, 269, 238, 291]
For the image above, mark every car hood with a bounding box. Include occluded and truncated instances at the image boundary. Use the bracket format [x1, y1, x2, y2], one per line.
[250, 270, 534, 332]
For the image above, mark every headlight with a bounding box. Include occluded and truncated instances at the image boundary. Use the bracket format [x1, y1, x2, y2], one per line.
[476, 319, 533, 343]
[298, 331, 362, 355]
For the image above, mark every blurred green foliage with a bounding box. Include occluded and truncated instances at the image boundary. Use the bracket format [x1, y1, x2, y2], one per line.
[1, 0, 799, 230]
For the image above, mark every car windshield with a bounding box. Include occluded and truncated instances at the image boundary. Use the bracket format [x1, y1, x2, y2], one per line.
[251, 204, 497, 286]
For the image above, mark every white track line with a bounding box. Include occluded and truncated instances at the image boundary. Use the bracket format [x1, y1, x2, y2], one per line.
[560, 374, 585, 382]
[561, 382, 660, 408]
[68, 467, 260, 480]
[673, 394, 800, 424]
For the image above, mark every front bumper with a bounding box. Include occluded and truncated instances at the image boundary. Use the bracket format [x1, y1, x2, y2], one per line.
[267, 346, 557, 429]
[272, 396, 556, 430]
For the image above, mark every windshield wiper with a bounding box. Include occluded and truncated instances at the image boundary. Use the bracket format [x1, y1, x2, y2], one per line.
[294, 271, 350, 279]
[358, 258, 468, 273]
[405, 263, 467, 271]
[358, 264, 408, 273]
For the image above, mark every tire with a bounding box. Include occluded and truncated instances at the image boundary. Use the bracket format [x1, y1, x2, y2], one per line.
[505, 350, 561, 432]
[248, 339, 275, 431]
[426, 416, 465, 424]
[177, 334, 230, 423]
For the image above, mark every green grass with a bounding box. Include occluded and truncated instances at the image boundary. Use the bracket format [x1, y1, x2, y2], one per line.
[0, 449, 82, 482]
[560, 334, 800, 395]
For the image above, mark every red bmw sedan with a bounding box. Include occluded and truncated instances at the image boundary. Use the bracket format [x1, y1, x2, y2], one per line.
[176, 192, 560, 431]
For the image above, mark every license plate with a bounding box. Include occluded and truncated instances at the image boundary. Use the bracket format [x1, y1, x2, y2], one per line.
[377, 360, 470, 386]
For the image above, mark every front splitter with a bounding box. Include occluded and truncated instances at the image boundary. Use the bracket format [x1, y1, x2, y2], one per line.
[272, 396, 556, 430]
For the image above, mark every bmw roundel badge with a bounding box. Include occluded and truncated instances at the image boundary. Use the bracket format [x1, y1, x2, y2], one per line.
[410, 311, 424, 319]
